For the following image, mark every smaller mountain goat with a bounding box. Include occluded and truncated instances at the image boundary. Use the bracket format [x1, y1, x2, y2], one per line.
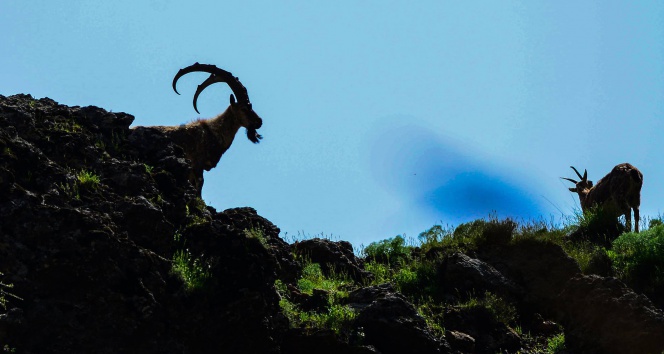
[138, 63, 263, 192]
[563, 163, 643, 232]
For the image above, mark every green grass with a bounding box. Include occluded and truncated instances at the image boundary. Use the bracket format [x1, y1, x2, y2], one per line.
[52, 120, 83, 133]
[297, 262, 352, 299]
[245, 227, 269, 248]
[608, 224, 664, 301]
[57, 181, 80, 200]
[296, 304, 357, 334]
[416, 301, 446, 338]
[76, 169, 100, 189]
[282, 212, 664, 349]
[184, 198, 210, 227]
[171, 249, 211, 291]
[546, 333, 566, 353]
[276, 261, 356, 335]
[456, 291, 517, 326]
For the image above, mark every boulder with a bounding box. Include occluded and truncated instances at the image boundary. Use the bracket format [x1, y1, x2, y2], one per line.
[349, 284, 448, 354]
[293, 238, 372, 283]
[442, 252, 522, 301]
[556, 275, 664, 354]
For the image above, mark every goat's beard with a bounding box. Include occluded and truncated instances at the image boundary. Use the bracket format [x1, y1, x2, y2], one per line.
[247, 128, 263, 144]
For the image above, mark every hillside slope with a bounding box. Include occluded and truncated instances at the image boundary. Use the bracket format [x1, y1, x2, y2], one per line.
[0, 94, 663, 353]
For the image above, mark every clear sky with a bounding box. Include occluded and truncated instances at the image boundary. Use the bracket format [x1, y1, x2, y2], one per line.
[2, 1, 663, 248]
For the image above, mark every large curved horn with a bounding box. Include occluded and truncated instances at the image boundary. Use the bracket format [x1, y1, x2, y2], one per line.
[172, 62, 250, 113]
[561, 177, 578, 184]
[570, 166, 585, 181]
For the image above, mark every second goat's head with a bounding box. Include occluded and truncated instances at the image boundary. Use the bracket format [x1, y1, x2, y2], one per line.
[172, 62, 263, 143]
[563, 166, 593, 195]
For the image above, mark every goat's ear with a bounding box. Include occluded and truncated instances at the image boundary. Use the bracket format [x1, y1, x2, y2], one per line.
[569, 187, 578, 192]
[588, 181, 593, 188]
[229, 94, 237, 106]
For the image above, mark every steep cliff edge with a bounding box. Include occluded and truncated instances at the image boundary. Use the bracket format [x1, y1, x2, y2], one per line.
[0, 94, 286, 353]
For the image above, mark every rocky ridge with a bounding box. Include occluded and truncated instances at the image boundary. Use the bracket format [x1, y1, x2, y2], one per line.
[0, 94, 662, 353]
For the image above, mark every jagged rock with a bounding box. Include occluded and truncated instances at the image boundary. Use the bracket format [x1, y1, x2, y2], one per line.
[529, 313, 562, 337]
[346, 283, 395, 310]
[442, 252, 522, 301]
[293, 238, 372, 283]
[556, 275, 664, 354]
[218, 206, 301, 283]
[445, 330, 475, 353]
[444, 305, 521, 353]
[349, 284, 449, 354]
[0, 94, 285, 353]
[479, 238, 580, 312]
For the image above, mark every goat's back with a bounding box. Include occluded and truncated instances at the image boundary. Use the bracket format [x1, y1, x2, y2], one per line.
[591, 163, 643, 208]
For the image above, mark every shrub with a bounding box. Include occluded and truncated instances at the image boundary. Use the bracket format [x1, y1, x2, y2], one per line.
[609, 224, 664, 302]
[297, 262, 351, 301]
[363, 235, 412, 265]
[546, 333, 566, 353]
[171, 249, 210, 291]
[457, 291, 517, 326]
[77, 169, 100, 189]
[418, 224, 452, 252]
[394, 260, 442, 300]
[436, 218, 516, 252]
[276, 262, 356, 335]
[569, 206, 625, 245]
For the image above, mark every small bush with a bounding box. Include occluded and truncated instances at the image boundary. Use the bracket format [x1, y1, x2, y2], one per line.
[363, 235, 412, 265]
[569, 206, 625, 245]
[562, 241, 602, 273]
[417, 301, 445, 338]
[245, 228, 269, 248]
[77, 169, 100, 189]
[648, 217, 663, 229]
[301, 304, 357, 334]
[546, 333, 566, 353]
[394, 260, 441, 300]
[297, 262, 351, 301]
[437, 218, 516, 252]
[364, 261, 392, 284]
[457, 291, 517, 326]
[609, 224, 664, 302]
[171, 249, 210, 291]
[418, 224, 453, 252]
[276, 262, 356, 335]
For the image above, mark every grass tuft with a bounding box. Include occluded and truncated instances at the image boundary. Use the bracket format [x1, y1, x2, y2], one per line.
[171, 249, 210, 291]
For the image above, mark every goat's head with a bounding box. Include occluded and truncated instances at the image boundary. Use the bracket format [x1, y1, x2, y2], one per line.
[172, 62, 263, 143]
[562, 166, 594, 195]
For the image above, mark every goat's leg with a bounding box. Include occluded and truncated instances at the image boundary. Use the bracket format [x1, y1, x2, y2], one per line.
[634, 207, 640, 233]
[624, 208, 632, 232]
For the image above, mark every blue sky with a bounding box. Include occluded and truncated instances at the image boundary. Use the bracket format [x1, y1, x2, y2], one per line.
[2, 1, 663, 248]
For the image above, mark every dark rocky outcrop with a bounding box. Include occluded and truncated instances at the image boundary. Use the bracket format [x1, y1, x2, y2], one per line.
[557, 275, 664, 354]
[292, 238, 372, 283]
[442, 252, 522, 302]
[0, 94, 285, 353]
[348, 284, 449, 354]
[479, 238, 581, 313]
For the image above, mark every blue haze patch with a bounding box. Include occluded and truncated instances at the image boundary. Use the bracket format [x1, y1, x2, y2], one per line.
[367, 119, 545, 224]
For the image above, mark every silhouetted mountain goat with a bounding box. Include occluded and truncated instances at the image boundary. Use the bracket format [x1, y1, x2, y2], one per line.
[138, 63, 263, 192]
[563, 163, 643, 232]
